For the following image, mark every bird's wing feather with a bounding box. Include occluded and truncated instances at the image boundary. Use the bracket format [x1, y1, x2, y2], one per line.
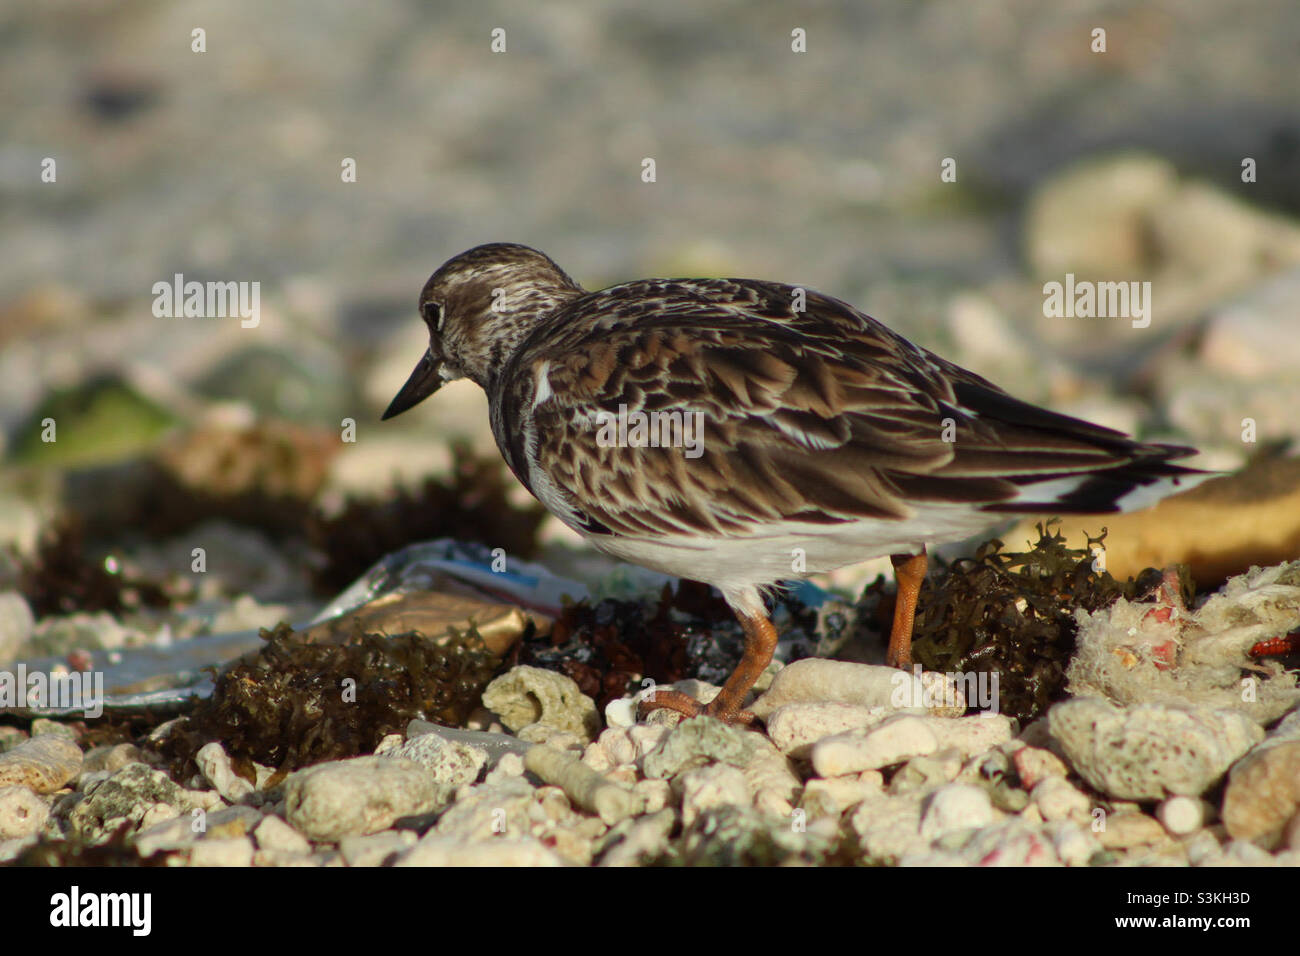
[495, 278, 1196, 537]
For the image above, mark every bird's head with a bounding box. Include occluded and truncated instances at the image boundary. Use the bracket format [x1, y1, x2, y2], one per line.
[382, 242, 583, 419]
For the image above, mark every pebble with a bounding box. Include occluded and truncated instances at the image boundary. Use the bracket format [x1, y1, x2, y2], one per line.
[582, 727, 638, 773]
[764, 702, 894, 757]
[750, 660, 965, 720]
[135, 814, 205, 857]
[1157, 795, 1208, 836]
[80, 743, 145, 777]
[0, 591, 35, 663]
[1048, 698, 1263, 800]
[395, 834, 565, 867]
[253, 814, 312, 855]
[1030, 777, 1091, 823]
[0, 726, 25, 754]
[676, 764, 752, 827]
[339, 830, 417, 866]
[0, 733, 83, 794]
[642, 716, 773, 779]
[482, 751, 526, 786]
[811, 715, 939, 777]
[1095, 811, 1170, 850]
[381, 733, 487, 787]
[196, 742, 255, 804]
[1011, 745, 1069, 789]
[283, 756, 453, 841]
[1046, 820, 1103, 867]
[481, 665, 600, 742]
[960, 820, 1061, 866]
[597, 809, 675, 867]
[0, 785, 49, 839]
[405, 720, 533, 767]
[253, 848, 320, 867]
[848, 793, 929, 864]
[632, 778, 673, 815]
[189, 836, 255, 867]
[919, 784, 995, 839]
[888, 749, 963, 795]
[68, 763, 197, 841]
[1221, 711, 1300, 849]
[524, 744, 640, 825]
[800, 773, 883, 819]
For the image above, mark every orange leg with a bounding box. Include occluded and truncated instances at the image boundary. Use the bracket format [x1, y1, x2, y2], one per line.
[639, 609, 777, 727]
[887, 549, 927, 668]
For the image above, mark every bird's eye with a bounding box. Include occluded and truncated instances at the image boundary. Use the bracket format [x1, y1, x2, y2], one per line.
[421, 300, 444, 331]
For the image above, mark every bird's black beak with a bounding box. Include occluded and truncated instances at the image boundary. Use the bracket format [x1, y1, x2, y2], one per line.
[382, 349, 443, 420]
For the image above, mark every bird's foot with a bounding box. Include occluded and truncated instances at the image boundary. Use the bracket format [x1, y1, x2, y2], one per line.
[637, 689, 757, 727]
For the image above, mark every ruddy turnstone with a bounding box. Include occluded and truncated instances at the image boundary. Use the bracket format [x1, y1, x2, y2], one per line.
[383, 243, 1201, 725]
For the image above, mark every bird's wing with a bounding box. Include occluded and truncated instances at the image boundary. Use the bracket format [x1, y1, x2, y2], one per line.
[497, 278, 1197, 538]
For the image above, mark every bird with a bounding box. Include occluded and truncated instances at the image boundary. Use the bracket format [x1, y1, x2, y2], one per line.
[382, 242, 1203, 726]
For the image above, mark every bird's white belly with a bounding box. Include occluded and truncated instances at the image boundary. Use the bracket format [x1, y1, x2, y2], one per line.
[583, 503, 1000, 591]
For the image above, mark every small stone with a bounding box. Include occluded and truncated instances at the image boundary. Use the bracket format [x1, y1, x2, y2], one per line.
[889, 749, 963, 795]
[196, 742, 254, 804]
[750, 660, 965, 719]
[0, 591, 35, 663]
[926, 715, 1015, 757]
[31, 719, 79, 740]
[920, 784, 995, 839]
[582, 728, 637, 773]
[482, 751, 525, 786]
[253, 814, 312, 855]
[604, 696, 638, 729]
[135, 815, 202, 857]
[80, 743, 145, 776]
[381, 734, 487, 787]
[253, 848, 320, 867]
[811, 715, 939, 777]
[524, 745, 640, 825]
[395, 834, 566, 867]
[1049, 698, 1263, 800]
[482, 665, 600, 742]
[339, 830, 417, 866]
[1096, 811, 1169, 850]
[284, 756, 452, 841]
[1157, 795, 1207, 836]
[68, 763, 193, 841]
[633, 778, 673, 815]
[189, 836, 255, 867]
[1046, 821, 1103, 866]
[0, 786, 48, 839]
[1221, 713, 1300, 849]
[800, 774, 882, 819]
[0, 733, 83, 793]
[598, 809, 676, 867]
[1012, 745, 1069, 789]
[848, 793, 929, 863]
[764, 702, 893, 758]
[1031, 777, 1092, 823]
[642, 716, 773, 779]
[677, 764, 752, 827]
[1223, 839, 1274, 865]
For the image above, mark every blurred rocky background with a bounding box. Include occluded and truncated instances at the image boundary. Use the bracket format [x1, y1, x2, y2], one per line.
[2, 0, 1299, 659]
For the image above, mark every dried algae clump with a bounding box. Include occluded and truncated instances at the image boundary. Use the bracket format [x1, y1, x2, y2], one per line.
[162, 621, 497, 776]
[907, 522, 1153, 723]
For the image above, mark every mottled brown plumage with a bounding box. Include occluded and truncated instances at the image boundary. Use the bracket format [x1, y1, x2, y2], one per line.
[384, 243, 1202, 724]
